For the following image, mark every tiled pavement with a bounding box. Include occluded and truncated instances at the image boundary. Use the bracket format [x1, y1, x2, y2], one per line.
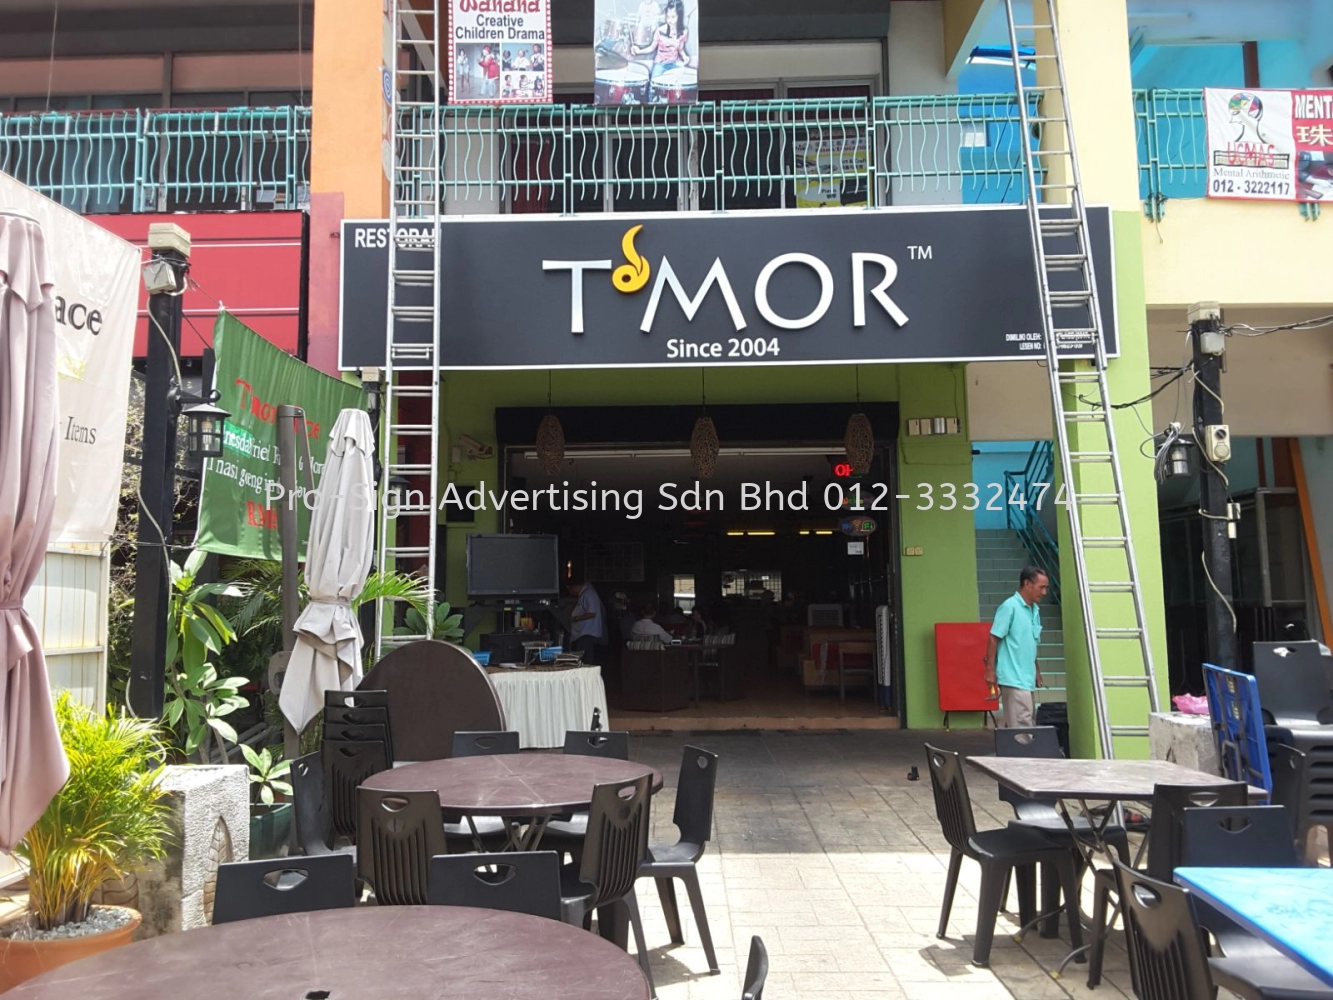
[627, 728, 1141, 1000]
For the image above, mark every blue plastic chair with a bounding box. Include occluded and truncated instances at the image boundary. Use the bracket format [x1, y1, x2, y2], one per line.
[1202, 662, 1272, 793]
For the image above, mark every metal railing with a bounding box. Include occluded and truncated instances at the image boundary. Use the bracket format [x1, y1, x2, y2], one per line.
[0, 107, 310, 213]
[413, 94, 1044, 211]
[1004, 439, 1062, 605]
[5, 90, 1304, 220]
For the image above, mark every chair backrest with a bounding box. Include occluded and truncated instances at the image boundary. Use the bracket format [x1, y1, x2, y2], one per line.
[212, 855, 356, 924]
[1112, 861, 1214, 1000]
[1251, 641, 1333, 726]
[563, 730, 630, 760]
[291, 751, 334, 855]
[741, 935, 768, 1000]
[451, 730, 520, 758]
[427, 851, 562, 920]
[1144, 782, 1249, 881]
[324, 723, 390, 746]
[323, 699, 394, 763]
[1268, 743, 1313, 838]
[324, 704, 389, 728]
[322, 739, 389, 841]
[1178, 805, 1298, 868]
[358, 641, 505, 761]
[1203, 662, 1273, 793]
[673, 745, 718, 847]
[578, 774, 652, 909]
[992, 727, 1064, 809]
[325, 688, 389, 709]
[356, 787, 448, 906]
[923, 744, 977, 855]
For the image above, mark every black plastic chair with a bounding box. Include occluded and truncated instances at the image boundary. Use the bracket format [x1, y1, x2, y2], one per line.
[356, 787, 448, 906]
[325, 688, 395, 763]
[563, 730, 630, 759]
[451, 730, 521, 757]
[1088, 780, 1249, 988]
[324, 704, 389, 729]
[1112, 860, 1214, 1000]
[427, 851, 562, 921]
[1178, 805, 1298, 960]
[545, 730, 633, 854]
[326, 689, 390, 709]
[923, 743, 1083, 967]
[322, 739, 389, 843]
[1270, 741, 1333, 859]
[560, 775, 655, 993]
[637, 746, 720, 974]
[993, 727, 1130, 938]
[212, 855, 356, 924]
[291, 751, 352, 856]
[444, 730, 520, 849]
[741, 935, 768, 1000]
[1251, 641, 1333, 727]
[1113, 860, 1329, 1000]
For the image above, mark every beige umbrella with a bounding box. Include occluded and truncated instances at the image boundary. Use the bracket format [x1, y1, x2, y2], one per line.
[0, 209, 70, 850]
[279, 408, 375, 732]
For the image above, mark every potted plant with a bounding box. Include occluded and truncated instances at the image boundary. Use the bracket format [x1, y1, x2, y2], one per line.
[242, 745, 294, 859]
[0, 692, 172, 991]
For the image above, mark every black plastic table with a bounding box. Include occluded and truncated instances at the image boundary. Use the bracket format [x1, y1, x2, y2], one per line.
[10, 906, 651, 1000]
[360, 753, 664, 849]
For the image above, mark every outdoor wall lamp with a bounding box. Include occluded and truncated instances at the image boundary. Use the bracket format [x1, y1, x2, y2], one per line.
[169, 383, 230, 461]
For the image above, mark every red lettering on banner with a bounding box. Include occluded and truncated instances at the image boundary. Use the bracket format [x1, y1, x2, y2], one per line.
[246, 501, 278, 529]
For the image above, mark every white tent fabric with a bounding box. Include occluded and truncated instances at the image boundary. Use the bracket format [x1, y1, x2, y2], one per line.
[0, 210, 70, 849]
[279, 408, 375, 732]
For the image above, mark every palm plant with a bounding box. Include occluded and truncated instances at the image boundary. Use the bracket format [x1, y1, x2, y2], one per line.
[13, 693, 172, 931]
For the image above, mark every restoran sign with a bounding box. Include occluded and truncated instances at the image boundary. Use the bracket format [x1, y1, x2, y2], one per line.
[338, 204, 1118, 371]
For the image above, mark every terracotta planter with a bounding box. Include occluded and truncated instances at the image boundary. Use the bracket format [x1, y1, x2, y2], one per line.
[0, 906, 142, 993]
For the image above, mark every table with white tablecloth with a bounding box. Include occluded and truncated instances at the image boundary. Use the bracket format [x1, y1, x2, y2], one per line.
[486, 665, 609, 749]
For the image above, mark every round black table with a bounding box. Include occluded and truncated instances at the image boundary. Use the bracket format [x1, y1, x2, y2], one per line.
[10, 906, 651, 1000]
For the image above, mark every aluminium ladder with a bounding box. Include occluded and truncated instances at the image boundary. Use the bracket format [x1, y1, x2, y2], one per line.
[376, 0, 444, 648]
[1002, 0, 1160, 759]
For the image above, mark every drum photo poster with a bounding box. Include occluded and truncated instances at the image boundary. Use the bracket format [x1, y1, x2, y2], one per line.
[448, 0, 552, 104]
[593, 0, 699, 106]
[1204, 88, 1333, 203]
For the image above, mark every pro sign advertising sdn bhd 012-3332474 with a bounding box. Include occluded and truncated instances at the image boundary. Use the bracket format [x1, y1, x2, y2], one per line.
[338, 204, 1118, 372]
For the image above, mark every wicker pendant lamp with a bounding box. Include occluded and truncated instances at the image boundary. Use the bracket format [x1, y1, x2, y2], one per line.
[690, 369, 719, 479]
[536, 371, 564, 475]
[844, 366, 874, 474]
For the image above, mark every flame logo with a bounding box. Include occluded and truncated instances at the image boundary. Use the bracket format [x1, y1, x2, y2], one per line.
[612, 224, 651, 294]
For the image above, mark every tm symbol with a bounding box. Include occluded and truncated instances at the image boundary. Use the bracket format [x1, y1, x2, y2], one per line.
[908, 245, 933, 261]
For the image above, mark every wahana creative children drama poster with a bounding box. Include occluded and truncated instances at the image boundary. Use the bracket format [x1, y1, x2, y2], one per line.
[450, 0, 552, 104]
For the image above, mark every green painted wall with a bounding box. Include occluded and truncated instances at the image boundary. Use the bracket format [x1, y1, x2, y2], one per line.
[432, 361, 979, 727]
[1055, 209, 1169, 760]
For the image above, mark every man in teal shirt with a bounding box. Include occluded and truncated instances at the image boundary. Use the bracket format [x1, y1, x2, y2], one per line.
[983, 566, 1048, 728]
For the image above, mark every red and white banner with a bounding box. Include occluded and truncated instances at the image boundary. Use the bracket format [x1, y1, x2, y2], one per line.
[1205, 87, 1333, 203]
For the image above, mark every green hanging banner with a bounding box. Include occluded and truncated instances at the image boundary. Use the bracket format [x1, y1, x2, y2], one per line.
[195, 311, 368, 560]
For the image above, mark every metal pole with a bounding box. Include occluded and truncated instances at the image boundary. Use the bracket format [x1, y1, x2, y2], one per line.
[128, 224, 191, 718]
[1189, 302, 1238, 670]
[275, 404, 305, 773]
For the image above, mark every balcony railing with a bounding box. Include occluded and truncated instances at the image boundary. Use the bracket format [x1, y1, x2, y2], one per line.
[0, 107, 310, 213]
[4, 91, 1305, 220]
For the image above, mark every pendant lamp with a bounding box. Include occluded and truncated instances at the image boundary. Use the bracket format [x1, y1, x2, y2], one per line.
[844, 367, 874, 474]
[536, 371, 564, 475]
[690, 369, 719, 478]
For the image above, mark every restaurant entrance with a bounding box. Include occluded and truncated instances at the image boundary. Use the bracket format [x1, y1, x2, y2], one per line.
[493, 401, 902, 730]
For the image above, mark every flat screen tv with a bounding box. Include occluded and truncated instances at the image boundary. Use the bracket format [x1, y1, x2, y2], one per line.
[466, 533, 561, 598]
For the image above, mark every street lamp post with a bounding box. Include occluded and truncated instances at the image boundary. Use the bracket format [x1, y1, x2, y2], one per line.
[127, 223, 230, 719]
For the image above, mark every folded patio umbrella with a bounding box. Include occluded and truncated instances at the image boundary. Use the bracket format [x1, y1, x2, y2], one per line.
[0, 209, 70, 850]
[279, 408, 375, 733]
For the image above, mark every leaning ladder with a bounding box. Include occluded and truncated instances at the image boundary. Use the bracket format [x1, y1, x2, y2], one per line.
[376, 0, 443, 648]
[1002, 0, 1160, 758]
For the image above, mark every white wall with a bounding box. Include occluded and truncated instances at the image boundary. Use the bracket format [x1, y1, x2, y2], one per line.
[966, 361, 1050, 440]
[25, 544, 110, 712]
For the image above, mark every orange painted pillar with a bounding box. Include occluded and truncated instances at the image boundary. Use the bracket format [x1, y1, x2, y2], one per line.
[306, 0, 390, 375]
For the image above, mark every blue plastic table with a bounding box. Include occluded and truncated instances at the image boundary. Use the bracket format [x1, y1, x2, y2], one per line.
[1174, 867, 1333, 986]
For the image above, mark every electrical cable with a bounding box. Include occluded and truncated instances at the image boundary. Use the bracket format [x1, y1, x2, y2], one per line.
[1200, 549, 1238, 636]
[1222, 313, 1333, 336]
[147, 309, 185, 388]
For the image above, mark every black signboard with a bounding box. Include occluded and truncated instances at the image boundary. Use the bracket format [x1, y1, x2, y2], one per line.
[338, 204, 1118, 371]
